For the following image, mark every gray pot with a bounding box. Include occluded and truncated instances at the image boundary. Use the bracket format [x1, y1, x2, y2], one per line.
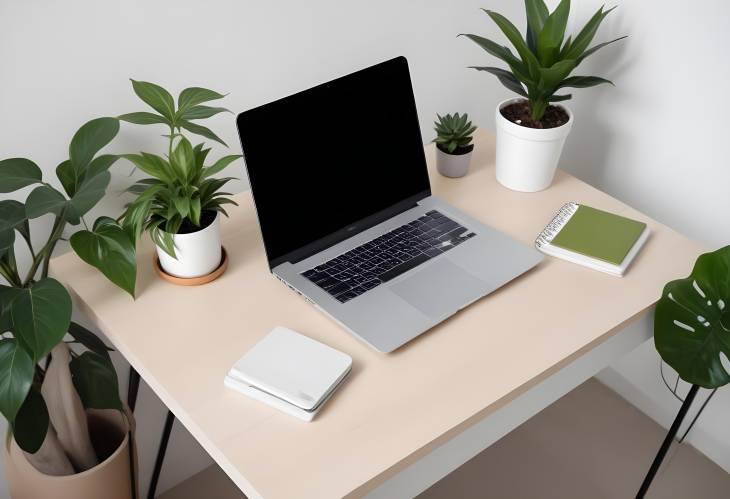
[436, 145, 473, 178]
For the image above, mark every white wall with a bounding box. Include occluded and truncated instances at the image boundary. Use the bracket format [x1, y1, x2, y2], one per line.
[1, 0, 728, 496]
[562, 0, 730, 474]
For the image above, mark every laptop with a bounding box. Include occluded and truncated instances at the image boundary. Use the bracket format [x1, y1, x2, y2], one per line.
[236, 56, 543, 353]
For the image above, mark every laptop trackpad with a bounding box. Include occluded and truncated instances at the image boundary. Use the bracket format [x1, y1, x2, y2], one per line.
[389, 259, 486, 319]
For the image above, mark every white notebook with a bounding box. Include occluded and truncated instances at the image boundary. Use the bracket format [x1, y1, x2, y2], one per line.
[535, 202, 650, 276]
[225, 327, 352, 421]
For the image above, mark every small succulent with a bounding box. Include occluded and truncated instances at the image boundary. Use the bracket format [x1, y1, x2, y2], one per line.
[434, 113, 477, 154]
[462, 0, 626, 122]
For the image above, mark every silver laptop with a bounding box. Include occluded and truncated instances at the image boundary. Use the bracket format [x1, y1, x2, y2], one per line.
[236, 56, 543, 353]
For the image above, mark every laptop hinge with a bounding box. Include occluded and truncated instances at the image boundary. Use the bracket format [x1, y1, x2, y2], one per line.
[268, 189, 430, 269]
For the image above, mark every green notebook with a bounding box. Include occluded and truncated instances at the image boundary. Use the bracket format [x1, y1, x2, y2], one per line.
[535, 202, 650, 276]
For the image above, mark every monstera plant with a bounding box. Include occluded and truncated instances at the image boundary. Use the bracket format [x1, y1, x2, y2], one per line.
[0, 118, 136, 480]
[637, 245, 730, 497]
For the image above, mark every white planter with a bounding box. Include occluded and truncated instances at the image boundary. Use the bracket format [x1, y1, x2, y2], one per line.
[156, 213, 222, 278]
[495, 98, 573, 192]
[436, 146, 473, 178]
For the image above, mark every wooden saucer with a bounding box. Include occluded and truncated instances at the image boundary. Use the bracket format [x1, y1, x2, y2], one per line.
[153, 247, 229, 286]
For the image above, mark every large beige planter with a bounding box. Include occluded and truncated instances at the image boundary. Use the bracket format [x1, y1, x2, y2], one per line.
[4, 409, 137, 499]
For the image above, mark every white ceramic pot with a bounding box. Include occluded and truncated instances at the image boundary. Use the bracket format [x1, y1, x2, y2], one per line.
[156, 213, 222, 278]
[495, 98, 573, 192]
[436, 145, 473, 178]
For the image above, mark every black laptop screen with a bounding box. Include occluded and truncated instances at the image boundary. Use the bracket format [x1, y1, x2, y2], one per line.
[237, 57, 430, 268]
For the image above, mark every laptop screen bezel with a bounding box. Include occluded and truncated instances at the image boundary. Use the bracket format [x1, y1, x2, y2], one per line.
[236, 56, 431, 270]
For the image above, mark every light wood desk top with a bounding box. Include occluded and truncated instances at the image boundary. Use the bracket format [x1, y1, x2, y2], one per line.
[51, 129, 704, 499]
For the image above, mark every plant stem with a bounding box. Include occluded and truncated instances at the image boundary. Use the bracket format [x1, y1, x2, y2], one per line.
[530, 99, 548, 122]
[169, 125, 175, 158]
[23, 212, 66, 285]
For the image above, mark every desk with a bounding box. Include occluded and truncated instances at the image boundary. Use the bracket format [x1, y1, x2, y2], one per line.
[51, 129, 703, 499]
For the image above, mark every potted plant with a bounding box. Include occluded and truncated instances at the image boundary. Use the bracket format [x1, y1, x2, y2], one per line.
[117, 80, 242, 280]
[0, 118, 138, 498]
[462, 0, 626, 192]
[636, 246, 730, 497]
[433, 113, 477, 178]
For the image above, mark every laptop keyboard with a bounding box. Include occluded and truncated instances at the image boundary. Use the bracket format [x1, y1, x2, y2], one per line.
[301, 210, 476, 303]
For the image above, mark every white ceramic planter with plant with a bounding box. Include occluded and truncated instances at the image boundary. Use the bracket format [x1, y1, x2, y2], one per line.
[0, 118, 139, 498]
[433, 112, 477, 178]
[463, 0, 626, 191]
[118, 80, 242, 281]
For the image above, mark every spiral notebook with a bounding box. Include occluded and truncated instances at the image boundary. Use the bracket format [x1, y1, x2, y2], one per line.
[535, 202, 650, 276]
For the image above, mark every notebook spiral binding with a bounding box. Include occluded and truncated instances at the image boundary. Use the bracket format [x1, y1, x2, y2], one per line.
[535, 202, 579, 249]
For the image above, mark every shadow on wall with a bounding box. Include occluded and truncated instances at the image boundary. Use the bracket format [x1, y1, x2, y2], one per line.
[560, 9, 633, 188]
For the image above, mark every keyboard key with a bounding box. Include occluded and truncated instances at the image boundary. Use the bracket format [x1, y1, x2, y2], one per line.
[424, 248, 442, 258]
[379, 253, 431, 282]
[301, 210, 467, 300]
[327, 282, 352, 296]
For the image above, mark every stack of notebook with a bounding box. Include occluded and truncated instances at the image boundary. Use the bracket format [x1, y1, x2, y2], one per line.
[535, 202, 650, 276]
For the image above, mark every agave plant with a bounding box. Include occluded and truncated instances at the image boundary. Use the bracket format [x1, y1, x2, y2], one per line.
[118, 81, 242, 257]
[434, 113, 477, 154]
[463, 0, 626, 122]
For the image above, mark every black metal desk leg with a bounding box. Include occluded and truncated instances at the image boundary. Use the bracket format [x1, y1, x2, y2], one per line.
[128, 366, 141, 413]
[148, 410, 175, 499]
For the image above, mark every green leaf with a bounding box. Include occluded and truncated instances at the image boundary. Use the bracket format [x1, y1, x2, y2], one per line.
[68, 322, 112, 361]
[56, 160, 77, 197]
[558, 75, 613, 89]
[0, 200, 27, 233]
[461, 34, 531, 83]
[0, 339, 33, 425]
[70, 352, 122, 410]
[118, 112, 170, 126]
[121, 153, 172, 182]
[0, 229, 14, 259]
[69, 117, 120, 172]
[25, 185, 67, 219]
[470, 66, 527, 97]
[177, 87, 226, 113]
[70, 216, 137, 297]
[577, 36, 628, 64]
[130, 80, 176, 122]
[525, 0, 549, 52]
[549, 94, 573, 102]
[538, 59, 577, 90]
[86, 154, 120, 179]
[202, 155, 242, 178]
[0, 158, 42, 193]
[565, 6, 616, 60]
[484, 10, 540, 81]
[172, 196, 190, 219]
[65, 171, 111, 225]
[179, 106, 230, 121]
[179, 120, 228, 147]
[654, 245, 730, 389]
[11, 278, 72, 361]
[189, 196, 201, 226]
[12, 387, 48, 453]
[536, 0, 570, 67]
[170, 137, 195, 182]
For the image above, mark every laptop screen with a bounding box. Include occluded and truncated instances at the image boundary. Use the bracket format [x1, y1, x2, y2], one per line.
[237, 57, 430, 268]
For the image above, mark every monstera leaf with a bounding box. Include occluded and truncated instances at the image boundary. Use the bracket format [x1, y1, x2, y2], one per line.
[655, 246, 730, 389]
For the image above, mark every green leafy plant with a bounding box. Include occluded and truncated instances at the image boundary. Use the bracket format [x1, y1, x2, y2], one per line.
[654, 246, 730, 389]
[0, 118, 134, 463]
[434, 113, 477, 154]
[462, 0, 626, 122]
[118, 81, 241, 257]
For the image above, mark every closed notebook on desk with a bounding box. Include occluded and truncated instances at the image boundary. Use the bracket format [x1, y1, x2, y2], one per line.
[535, 202, 650, 276]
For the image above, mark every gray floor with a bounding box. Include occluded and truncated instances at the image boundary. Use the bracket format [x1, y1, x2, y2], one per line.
[161, 379, 730, 498]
